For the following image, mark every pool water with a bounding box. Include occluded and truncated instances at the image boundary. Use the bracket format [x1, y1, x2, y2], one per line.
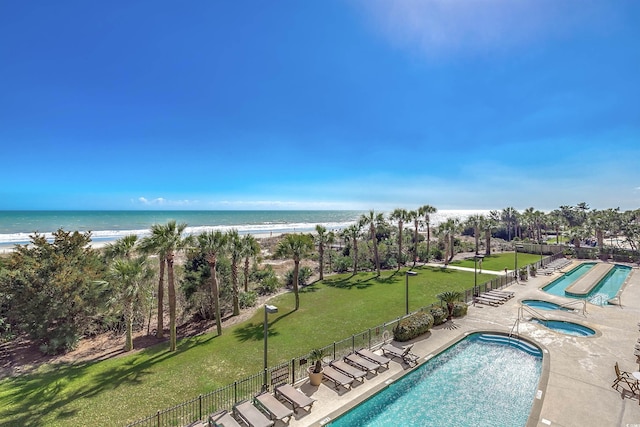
[543, 263, 594, 297]
[543, 263, 632, 306]
[521, 300, 573, 311]
[531, 319, 595, 336]
[327, 333, 542, 427]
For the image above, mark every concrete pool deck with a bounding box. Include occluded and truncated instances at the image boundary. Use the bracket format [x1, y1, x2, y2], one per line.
[280, 261, 640, 427]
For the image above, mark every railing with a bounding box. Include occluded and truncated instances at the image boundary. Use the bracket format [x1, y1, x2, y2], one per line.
[125, 256, 547, 427]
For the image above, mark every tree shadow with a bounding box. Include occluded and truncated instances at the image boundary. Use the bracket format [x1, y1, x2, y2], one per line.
[231, 309, 294, 343]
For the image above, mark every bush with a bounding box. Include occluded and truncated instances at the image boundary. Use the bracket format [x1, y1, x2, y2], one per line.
[238, 291, 257, 308]
[451, 302, 468, 318]
[429, 306, 448, 326]
[285, 266, 313, 287]
[254, 267, 280, 295]
[393, 311, 434, 342]
[332, 256, 352, 273]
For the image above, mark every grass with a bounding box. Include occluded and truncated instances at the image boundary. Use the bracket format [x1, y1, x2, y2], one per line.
[0, 266, 497, 427]
[450, 252, 544, 271]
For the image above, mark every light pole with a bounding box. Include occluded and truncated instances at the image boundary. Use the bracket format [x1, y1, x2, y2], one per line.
[263, 304, 278, 391]
[405, 271, 417, 315]
[515, 245, 523, 282]
[474, 255, 484, 293]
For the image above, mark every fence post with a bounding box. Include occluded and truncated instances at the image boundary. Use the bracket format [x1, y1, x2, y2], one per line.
[352, 335, 355, 353]
[291, 359, 295, 384]
[368, 328, 371, 349]
[199, 394, 203, 421]
[234, 381, 238, 404]
[156, 410, 160, 427]
[333, 342, 336, 360]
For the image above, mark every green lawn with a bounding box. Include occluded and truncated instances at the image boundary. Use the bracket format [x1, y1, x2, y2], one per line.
[450, 252, 545, 271]
[0, 266, 496, 427]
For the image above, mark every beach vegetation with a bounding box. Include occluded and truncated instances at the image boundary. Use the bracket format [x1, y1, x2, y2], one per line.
[389, 208, 409, 268]
[227, 229, 242, 316]
[274, 233, 314, 310]
[0, 229, 108, 354]
[359, 210, 385, 276]
[196, 230, 228, 335]
[240, 234, 260, 292]
[238, 290, 257, 308]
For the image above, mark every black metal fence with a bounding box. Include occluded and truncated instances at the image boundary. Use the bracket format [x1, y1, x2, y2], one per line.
[125, 253, 559, 427]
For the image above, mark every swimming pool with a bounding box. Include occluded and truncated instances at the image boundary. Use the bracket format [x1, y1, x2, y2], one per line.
[530, 319, 595, 336]
[521, 299, 574, 311]
[326, 333, 543, 427]
[543, 263, 632, 305]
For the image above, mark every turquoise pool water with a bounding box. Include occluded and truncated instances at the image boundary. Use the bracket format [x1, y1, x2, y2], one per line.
[531, 319, 595, 336]
[327, 333, 542, 427]
[521, 300, 573, 311]
[543, 263, 594, 297]
[543, 263, 632, 305]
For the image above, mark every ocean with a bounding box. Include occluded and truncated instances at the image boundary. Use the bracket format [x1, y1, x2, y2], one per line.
[0, 209, 490, 249]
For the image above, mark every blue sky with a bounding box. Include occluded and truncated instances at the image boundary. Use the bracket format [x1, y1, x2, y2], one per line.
[1, 0, 638, 212]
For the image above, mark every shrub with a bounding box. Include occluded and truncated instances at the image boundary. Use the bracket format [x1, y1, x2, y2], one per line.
[332, 256, 352, 273]
[452, 302, 468, 318]
[393, 311, 434, 342]
[238, 291, 257, 308]
[285, 266, 313, 287]
[429, 306, 448, 326]
[254, 267, 280, 295]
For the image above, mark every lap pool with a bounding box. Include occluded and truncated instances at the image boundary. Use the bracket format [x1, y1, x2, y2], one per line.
[543, 263, 632, 305]
[326, 333, 543, 427]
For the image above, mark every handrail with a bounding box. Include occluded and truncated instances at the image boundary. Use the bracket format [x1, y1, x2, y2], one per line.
[518, 304, 548, 322]
[509, 318, 520, 338]
[557, 299, 588, 315]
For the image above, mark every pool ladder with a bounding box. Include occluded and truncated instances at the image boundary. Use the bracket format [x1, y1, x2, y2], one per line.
[509, 305, 549, 338]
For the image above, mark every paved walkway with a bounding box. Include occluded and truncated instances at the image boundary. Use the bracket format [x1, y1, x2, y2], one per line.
[279, 260, 640, 427]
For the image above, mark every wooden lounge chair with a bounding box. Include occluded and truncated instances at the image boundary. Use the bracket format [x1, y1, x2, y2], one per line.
[345, 353, 381, 374]
[330, 359, 367, 382]
[478, 293, 506, 303]
[473, 296, 500, 306]
[381, 343, 419, 366]
[255, 392, 294, 423]
[233, 400, 274, 427]
[274, 384, 315, 413]
[356, 348, 391, 368]
[210, 410, 242, 427]
[322, 365, 355, 390]
[485, 290, 513, 299]
[612, 362, 639, 400]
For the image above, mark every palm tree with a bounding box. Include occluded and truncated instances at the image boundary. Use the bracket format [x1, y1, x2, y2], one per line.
[227, 230, 242, 316]
[466, 214, 482, 255]
[108, 256, 152, 351]
[162, 221, 192, 351]
[139, 224, 171, 339]
[438, 218, 459, 265]
[390, 208, 409, 268]
[419, 205, 437, 263]
[240, 234, 260, 292]
[104, 234, 138, 260]
[197, 230, 227, 336]
[341, 224, 361, 274]
[274, 233, 314, 311]
[359, 210, 384, 276]
[315, 225, 328, 281]
[326, 230, 336, 273]
[437, 290, 462, 321]
[501, 207, 518, 241]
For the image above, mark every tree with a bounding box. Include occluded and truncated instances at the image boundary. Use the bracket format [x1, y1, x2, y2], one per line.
[438, 218, 459, 265]
[108, 256, 153, 351]
[142, 221, 191, 351]
[227, 230, 242, 316]
[104, 234, 139, 260]
[501, 207, 518, 241]
[139, 225, 170, 339]
[483, 211, 500, 255]
[315, 225, 328, 280]
[197, 230, 227, 336]
[437, 290, 462, 321]
[274, 233, 314, 311]
[0, 230, 107, 354]
[341, 224, 361, 274]
[359, 210, 384, 276]
[466, 214, 482, 255]
[240, 234, 260, 292]
[418, 205, 437, 263]
[390, 208, 409, 268]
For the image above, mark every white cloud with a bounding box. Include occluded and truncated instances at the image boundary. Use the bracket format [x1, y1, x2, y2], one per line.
[356, 0, 614, 57]
[136, 197, 198, 207]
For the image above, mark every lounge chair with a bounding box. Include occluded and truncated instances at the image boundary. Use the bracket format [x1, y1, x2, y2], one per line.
[322, 365, 355, 390]
[473, 296, 500, 306]
[233, 401, 274, 427]
[330, 360, 367, 382]
[274, 383, 315, 413]
[612, 362, 639, 399]
[381, 343, 419, 366]
[478, 293, 506, 303]
[485, 290, 513, 299]
[345, 353, 381, 374]
[255, 392, 294, 423]
[356, 348, 391, 368]
[210, 410, 242, 427]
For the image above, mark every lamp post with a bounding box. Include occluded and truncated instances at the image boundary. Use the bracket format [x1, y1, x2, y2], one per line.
[405, 271, 417, 315]
[263, 304, 278, 391]
[515, 245, 523, 282]
[474, 255, 484, 293]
